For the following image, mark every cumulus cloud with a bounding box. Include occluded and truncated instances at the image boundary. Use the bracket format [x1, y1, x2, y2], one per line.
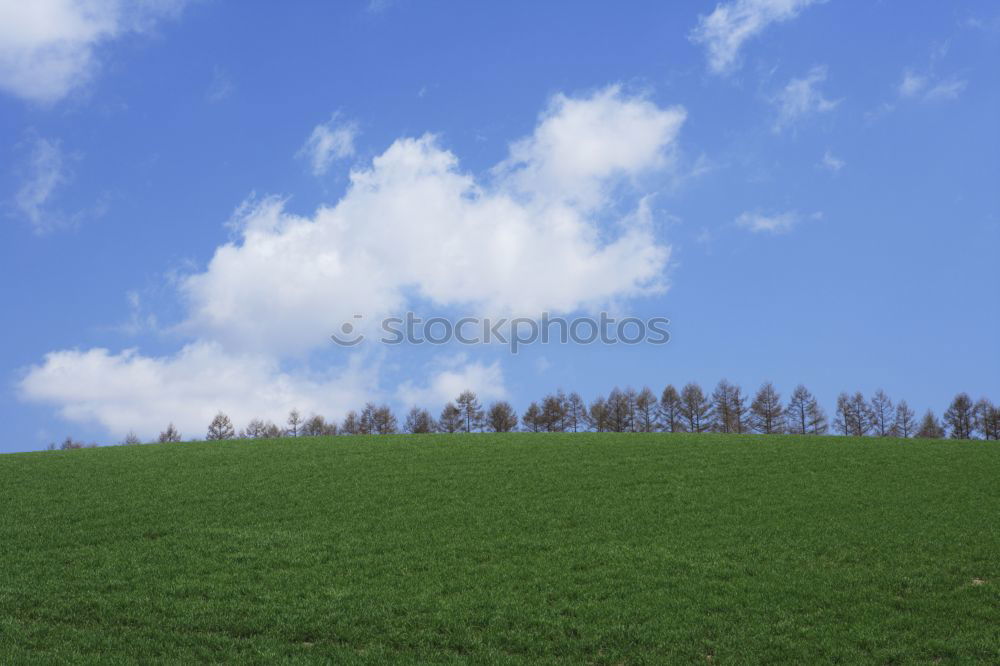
[771, 65, 839, 132]
[690, 0, 823, 74]
[182, 86, 681, 356]
[0, 0, 189, 104]
[736, 210, 819, 233]
[21, 86, 684, 439]
[19, 342, 376, 440]
[397, 357, 507, 409]
[298, 114, 358, 176]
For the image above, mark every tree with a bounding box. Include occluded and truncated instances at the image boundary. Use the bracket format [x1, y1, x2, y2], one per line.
[486, 401, 519, 432]
[241, 418, 266, 439]
[892, 400, 916, 438]
[565, 392, 587, 432]
[585, 396, 609, 432]
[60, 436, 84, 450]
[680, 382, 711, 433]
[522, 402, 543, 432]
[658, 385, 684, 433]
[750, 382, 784, 434]
[373, 405, 397, 434]
[358, 403, 378, 435]
[286, 409, 302, 437]
[207, 412, 236, 440]
[455, 390, 484, 433]
[260, 422, 283, 438]
[606, 388, 636, 433]
[729, 384, 749, 434]
[943, 392, 975, 440]
[635, 387, 659, 432]
[439, 402, 463, 433]
[302, 415, 337, 437]
[869, 390, 894, 437]
[834, 392, 872, 437]
[158, 423, 182, 443]
[915, 410, 945, 439]
[121, 431, 142, 446]
[404, 407, 436, 434]
[974, 398, 1000, 441]
[341, 410, 361, 435]
[806, 400, 829, 435]
[541, 391, 568, 432]
[785, 385, 815, 435]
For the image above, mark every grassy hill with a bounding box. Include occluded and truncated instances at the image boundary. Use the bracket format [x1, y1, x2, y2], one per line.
[2, 433, 998, 664]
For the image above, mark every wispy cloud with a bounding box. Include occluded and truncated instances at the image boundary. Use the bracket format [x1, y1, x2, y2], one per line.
[690, 0, 823, 74]
[297, 114, 358, 177]
[13, 135, 72, 233]
[736, 209, 820, 234]
[771, 65, 840, 132]
[206, 65, 234, 103]
[820, 150, 845, 172]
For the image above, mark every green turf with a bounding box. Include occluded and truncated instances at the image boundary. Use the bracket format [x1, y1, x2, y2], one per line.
[1, 433, 998, 664]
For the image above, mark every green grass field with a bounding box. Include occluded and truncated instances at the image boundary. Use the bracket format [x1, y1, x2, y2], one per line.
[2, 433, 998, 664]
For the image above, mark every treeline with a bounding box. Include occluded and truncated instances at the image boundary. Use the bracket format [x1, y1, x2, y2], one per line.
[47, 382, 996, 450]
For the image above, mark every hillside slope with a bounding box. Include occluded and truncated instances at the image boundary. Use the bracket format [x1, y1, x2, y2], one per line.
[2, 434, 998, 663]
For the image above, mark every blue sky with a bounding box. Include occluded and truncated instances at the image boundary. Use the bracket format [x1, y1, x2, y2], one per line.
[1, 0, 997, 451]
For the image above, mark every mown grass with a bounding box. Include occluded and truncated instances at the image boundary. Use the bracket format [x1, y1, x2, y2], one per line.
[1, 433, 998, 664]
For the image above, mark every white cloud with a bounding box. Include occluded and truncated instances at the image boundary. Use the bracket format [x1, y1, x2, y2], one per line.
[820, 150, 845, 172]
[771, 65, 839, 132]
[19, 342, 376, 440]
[736, 210, 819, 233]
[898, 69, 966, 103]
[397, 358, 506, 409]
[0, 0, 189, 104]
[183, 86, 680, 356]
[690, 0, 823, 74]
[21, 85, 684, 440]
[14, 135, 71, 233]
[298, 114, 358, 176]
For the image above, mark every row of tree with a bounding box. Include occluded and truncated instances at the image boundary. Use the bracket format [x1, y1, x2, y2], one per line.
[113, 382, 996, 448]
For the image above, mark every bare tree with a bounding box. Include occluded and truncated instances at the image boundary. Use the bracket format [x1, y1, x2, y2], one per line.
[785, 385, 815, 435]
[121, 431, 142, 446]
[207, 412, 236, 440]
[892, 400, 916, 438]
[541, 392, 568, 432]
[869, 390, 894, 437]
[565, 392, 587, 432]
[750, 382, 784, 434]
[806, 400, 828, 435]
[486, 401, 519, 432]
[286, 409, 302, 437]
[404, 407, 436, 434]
[158, 423, 182, 443]
[606, 388, 636, 433]
[585, 396, 609, 432]
[915, 410, 945, 439]
[302, 415, 337, 437]
[521, 402, 543, 432]
[635, 387, 659, 432]
[373, 405, 397, 434]
[59, 436, 84, 450]
[456, 390, 485, 433]
[439, 402, 463, 433]
[834, 392, 872, 437]
[658, 385, 684, 433]
[680, 382, 711, 433]
[240, 418, 266, 439]
[341, 410, 361, 435]
[358, 403, 378, 435]
[943, 393, 976, 440]
[974, 398, 1000, 441]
